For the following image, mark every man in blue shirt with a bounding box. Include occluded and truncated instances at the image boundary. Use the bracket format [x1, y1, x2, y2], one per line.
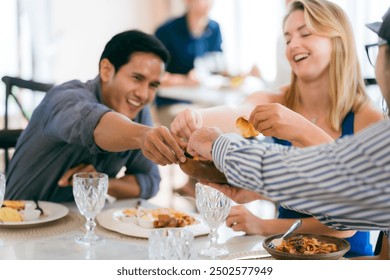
[154, 0, 223, 109]
[5, 30, 186, 202]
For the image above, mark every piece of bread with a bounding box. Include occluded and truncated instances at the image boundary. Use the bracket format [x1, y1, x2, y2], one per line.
[2, 200, 26, 210]
[236, 116, 260, 138]
[0, 207, 23, 222]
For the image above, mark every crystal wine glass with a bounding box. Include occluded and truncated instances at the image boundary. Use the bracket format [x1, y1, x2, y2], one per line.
[195, 182, 231, 258]
[73, 172, 108, 245]
[0, 173, 5, 246]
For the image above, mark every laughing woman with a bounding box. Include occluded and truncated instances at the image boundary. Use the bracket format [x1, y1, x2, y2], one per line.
[170, 0, 384, 258]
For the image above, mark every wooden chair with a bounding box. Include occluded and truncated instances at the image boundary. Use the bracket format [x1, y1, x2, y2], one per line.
[0, 76, 53, 173]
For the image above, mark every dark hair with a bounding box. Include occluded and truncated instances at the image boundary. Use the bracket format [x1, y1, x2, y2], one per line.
[100, 30, 170, 72]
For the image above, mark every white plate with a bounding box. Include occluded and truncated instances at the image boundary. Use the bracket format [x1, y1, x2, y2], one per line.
[96, 208, 210, 238]
[0, 201, 69, 227]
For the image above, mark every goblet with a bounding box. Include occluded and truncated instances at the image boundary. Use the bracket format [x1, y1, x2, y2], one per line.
[195, 182, 231, 258]
[0, 173, 5, 246]
[73, 172, 108, 245]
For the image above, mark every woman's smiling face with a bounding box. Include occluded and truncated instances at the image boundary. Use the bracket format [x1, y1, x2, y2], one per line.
[284, 10, 333, 82]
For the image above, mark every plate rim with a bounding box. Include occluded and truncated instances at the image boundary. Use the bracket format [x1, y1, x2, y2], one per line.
[0, 200, 69, 227]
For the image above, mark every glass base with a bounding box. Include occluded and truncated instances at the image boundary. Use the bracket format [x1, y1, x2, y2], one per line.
[75, 234, 105, 246]
[198, 246, 229, 259]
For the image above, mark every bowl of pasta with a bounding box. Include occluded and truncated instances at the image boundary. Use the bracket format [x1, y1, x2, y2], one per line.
[263, 233, 350, 260]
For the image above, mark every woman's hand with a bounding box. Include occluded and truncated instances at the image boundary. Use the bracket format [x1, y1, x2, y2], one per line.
[226, 205, 267, 235]
[250, 103, 333, 146]
[170, 108, 203, 140]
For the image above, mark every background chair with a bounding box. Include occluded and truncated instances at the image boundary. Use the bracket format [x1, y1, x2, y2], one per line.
[0, 75, 53, 173]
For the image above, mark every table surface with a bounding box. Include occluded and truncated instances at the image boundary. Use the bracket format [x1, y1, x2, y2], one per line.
[157, 76, 264, 107]
[0, 199, 268, 260]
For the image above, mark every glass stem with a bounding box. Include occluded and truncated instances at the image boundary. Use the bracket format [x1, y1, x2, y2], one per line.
[209, 228, 218, 248]
[85, 217, 96, 237]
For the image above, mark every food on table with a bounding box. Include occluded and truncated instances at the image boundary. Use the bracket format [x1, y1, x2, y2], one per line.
[2, 200, 26, 210]
[0, 200, 41, 222]
[121, 207, 196, 228]
[0, 207, 23, 222]
[236, 116, 260, 138]
[123, 208, 137, 217]
[276, 235, 338, 255]
[19, 209, 41, 221]
[121, 208, 138, 223]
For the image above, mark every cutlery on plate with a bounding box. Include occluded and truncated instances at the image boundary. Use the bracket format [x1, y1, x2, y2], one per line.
[268, 219, 302, 249]
[33, 199, 44, 216]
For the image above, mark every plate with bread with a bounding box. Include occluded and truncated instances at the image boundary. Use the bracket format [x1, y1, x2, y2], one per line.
[96, 207, 209, 238]
[0, 200, 69, 227]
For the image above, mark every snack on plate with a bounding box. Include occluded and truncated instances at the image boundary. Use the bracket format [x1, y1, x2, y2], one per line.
[236, 116, 259, 138]
[133, 208, 196, 228]
[153, 211, 195, 228]
[121, 208, 138, 223]
[2, 200, 26, 210]
[0, 207, 23, 222]
[123, 208, 137, 217]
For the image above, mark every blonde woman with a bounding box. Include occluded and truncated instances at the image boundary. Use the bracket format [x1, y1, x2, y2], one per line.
[171, 0, 383, 257]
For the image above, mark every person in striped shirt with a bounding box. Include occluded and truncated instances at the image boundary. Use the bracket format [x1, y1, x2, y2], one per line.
[172, 0, 384, 257]
[184, 7, 390, 258]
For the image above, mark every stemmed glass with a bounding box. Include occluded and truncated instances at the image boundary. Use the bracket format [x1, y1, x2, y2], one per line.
[0, 173, 5, 246]
[73, 172, 108, 246]
[195, 182, 231, 258]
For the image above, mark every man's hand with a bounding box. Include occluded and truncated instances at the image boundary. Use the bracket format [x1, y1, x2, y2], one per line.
[58, 164, 97, 187]
[140, 126, 186, 166]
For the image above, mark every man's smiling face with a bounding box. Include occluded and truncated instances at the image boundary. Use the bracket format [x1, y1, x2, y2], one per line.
[100, 52, 164, 120]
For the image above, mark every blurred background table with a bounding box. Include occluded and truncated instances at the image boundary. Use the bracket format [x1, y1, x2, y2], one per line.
[157, 76, 264, 107]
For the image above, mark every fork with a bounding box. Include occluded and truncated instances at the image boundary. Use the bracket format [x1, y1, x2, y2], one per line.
[33, 199, 44, 216]
[268, 219, 302, 249]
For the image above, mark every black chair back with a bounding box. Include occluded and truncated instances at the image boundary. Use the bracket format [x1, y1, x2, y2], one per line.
[1, 76, 54, 173]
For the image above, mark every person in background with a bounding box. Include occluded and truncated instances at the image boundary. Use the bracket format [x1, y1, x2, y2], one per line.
[5, 30, 185, 203]
[171, 0, 383, 257]
[184, 6, 390, 259]
[154, 0, 222, 197]
[154, 0, 222, 90]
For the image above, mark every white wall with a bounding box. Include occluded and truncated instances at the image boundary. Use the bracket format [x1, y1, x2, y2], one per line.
[50, 0, 172, 83]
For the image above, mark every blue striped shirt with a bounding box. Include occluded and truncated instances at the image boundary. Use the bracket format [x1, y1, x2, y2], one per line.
[212, 119, 390, 232]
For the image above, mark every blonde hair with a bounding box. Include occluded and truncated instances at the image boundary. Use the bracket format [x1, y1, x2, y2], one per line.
[283, 0, 368, 131]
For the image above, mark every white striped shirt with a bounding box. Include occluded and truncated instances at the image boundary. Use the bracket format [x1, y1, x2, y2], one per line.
[212, 119, 390, 232]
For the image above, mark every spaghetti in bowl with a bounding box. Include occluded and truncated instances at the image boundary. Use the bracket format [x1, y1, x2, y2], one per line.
[263, 233, 350, 260]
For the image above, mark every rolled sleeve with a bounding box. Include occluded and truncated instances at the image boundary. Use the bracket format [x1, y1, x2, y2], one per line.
[43, 85, 111, 154]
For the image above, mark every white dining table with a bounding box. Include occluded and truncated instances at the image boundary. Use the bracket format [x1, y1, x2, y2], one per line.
[157, 76, 264, 107]
[158, 86, 246, 107]
[0, 198, 268, 260]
